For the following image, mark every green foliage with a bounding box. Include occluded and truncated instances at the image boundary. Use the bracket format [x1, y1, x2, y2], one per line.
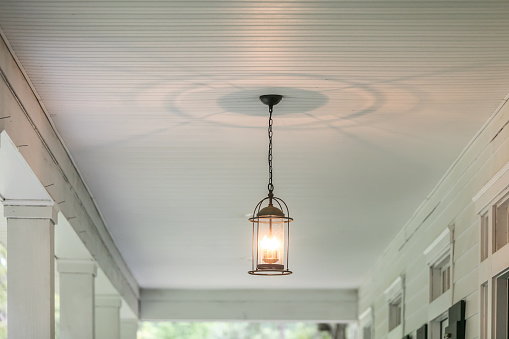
[138, 322, 333, 339]
[139, 322, 210, 339]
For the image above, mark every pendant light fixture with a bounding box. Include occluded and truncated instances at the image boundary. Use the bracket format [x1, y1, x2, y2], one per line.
[248, 95, 293, 276]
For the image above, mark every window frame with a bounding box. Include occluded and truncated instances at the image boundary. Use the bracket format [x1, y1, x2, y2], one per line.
[493, 269, 509, 339]
[473, 162, 509, 339]
[424, 228, 453, 303]
[388, 296, 402, 331]
[480, 281, 488, 339]
[359, 307, 373, 339]
[494, 193, 509, 253]
[430, 252, 452, 301]
[384, 276, 404, 339]
[481, 211, 490, 261]
[429, 311, 448, 339]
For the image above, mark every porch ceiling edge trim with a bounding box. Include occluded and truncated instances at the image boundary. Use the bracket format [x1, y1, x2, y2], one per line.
[140, 289, 358, 322]
[0, 34, 140, 315]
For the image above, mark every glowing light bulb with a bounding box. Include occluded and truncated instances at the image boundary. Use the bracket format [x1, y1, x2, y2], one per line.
[261, 234, 280, 264]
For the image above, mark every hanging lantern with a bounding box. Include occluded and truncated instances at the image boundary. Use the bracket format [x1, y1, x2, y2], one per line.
[248, 95, 293, 276]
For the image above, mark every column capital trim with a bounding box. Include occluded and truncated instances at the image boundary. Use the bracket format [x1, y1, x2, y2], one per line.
[57, 259, 97, 276]
[120, 318, 139, 325]
[96, 295, 122, 308]
[3, 203, 57, 224]
[3, 199, 54, 206]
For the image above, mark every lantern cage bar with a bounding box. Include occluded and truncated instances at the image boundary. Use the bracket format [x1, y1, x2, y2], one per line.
[248, 195, 293, 276]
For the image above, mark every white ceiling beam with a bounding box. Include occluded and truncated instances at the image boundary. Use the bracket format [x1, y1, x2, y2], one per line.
[0, 34, 140, 316]
[140, 288, 357, 322]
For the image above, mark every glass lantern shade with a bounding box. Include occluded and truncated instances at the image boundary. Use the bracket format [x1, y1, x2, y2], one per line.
[249, 197, 293, 275]
[257, 217, 284, 269]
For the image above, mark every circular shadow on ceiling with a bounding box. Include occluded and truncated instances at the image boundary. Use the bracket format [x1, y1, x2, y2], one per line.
[217, 88, 328, 116]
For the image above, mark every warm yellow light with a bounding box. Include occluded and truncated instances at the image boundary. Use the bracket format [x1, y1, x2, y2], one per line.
[261, 235, 280, 250]
[261, 234, 280, 264]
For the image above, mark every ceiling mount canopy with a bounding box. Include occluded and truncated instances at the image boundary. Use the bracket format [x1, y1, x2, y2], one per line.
[259, 94, 283, 108]
[248, 95, 293, 276]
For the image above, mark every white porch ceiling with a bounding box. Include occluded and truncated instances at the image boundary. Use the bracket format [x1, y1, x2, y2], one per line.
[0, 1, 508, 289]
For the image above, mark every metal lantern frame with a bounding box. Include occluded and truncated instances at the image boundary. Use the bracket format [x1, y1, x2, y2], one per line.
[248, 94, 294, 276]
[248, 195, 293, 275]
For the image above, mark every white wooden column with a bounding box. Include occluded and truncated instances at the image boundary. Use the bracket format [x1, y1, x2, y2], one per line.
[120, 319, 139, 339]
[96, 295, 122, 339]
[4, 203, 57, 339]
[58, 260, 97, 339]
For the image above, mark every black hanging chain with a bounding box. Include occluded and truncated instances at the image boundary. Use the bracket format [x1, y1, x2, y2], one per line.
[268, 105, 274, 196]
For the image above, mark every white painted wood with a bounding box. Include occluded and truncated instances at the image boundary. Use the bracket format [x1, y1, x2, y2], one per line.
[0, 36, 139, 314]
[491, 269, 509, 339]
[58, 260, 97, 339]
[120, 319, 138, 339]
[359, 307, 373, 339]
[473, 161, 509, 213]
[387, 324, 402, 339]
[359, 307, 372, 326]
[423, 228, 451, 264]
[5, 204, 56, 339]
[0, 205, 5, 246]
[141, 289, 357, 322]
[428, 290, 452, 321]
[58, 260, 97, 276]
[384, 276, 403, 303]
[96, 295, 122, 339]
[4, 203, 57, 220]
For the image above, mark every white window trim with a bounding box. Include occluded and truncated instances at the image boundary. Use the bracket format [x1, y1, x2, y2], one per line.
[384, 276, 403, 303]
[492, 193, 509, 253]
[424, 228, 453, 319]
[359, 307, 373, 339]
[480, 211, 490, 261]
[429, 251, 451, 301]
[492, 268, 509, 339]
[473, 160, 509, 214]
[424, 228, 451, 265]
[474, 161, 509, 265]
[385, 276, 404, 339]
[480, 281, 489, 339]
[429, 311, 449, 339]
[474, 160, 509, 313]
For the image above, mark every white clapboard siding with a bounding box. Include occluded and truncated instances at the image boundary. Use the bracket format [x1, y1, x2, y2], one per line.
[359, 94, 509, 339]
